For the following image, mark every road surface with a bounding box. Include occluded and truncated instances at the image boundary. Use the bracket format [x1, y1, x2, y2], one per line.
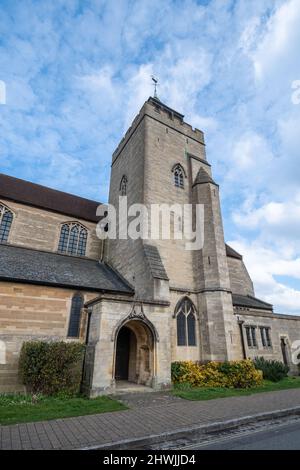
[182, 420, 300, 450]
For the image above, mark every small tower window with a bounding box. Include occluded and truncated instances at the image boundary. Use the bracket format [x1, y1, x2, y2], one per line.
[175, 297, 197, 346]
[172, 164, 185, 189]
[0, 203, 13, 243]
[120, 175, 128, 196]
[58, 222, 88, 256]
[67, 293, 84, 338]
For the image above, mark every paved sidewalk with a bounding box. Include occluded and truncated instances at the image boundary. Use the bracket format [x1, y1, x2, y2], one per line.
[2, 388, 300, 450]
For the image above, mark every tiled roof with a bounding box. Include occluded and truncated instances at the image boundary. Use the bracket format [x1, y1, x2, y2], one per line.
[0, 173, 101, 223]
[143, 244, 169, 281]
[232, 294, 273, 311]
[0, 244, 134, 294]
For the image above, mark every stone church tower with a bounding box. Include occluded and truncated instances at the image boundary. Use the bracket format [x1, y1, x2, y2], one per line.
[1, 96, 299, 396]
[105, 97, 241, 366]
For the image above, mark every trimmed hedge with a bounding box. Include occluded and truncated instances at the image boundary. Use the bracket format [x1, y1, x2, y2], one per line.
[253, 357, 289, 382]
[19, 341, 85, 396]
[171, 360, 263, 389]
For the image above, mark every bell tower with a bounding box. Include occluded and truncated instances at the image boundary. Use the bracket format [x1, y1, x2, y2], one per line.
[105, 96, 241, 361]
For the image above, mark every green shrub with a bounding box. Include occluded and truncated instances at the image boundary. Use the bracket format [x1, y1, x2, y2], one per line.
[171, 362, 191, 383]
[171, 359, 262, 389]
[253, 357, 289, 382]
[19, 341, 85, 396]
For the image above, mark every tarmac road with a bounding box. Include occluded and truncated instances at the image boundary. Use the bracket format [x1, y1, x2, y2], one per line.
[182, 419, 300, 450]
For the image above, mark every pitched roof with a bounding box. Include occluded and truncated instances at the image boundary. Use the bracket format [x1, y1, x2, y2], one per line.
[225, 244, 243, 260]
[0, 173, 101, 223]
[143, 244, 169, 280]
[232, 294, 273, 311]
[0, 244, 134, 294]
[192, 167, 217, 187]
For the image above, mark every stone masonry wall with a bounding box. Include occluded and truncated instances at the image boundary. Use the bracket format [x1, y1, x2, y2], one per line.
[227, 257, 254, 296]
[0, 281, 96, 393]
[236, 309, 300, 375]
[1, 198, 102, 260]
[143, 104, 210, 291]
[86, 297, 172, 396]
[106, 118, 156, 299]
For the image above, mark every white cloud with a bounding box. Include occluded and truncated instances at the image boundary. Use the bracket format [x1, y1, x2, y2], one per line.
[252, 0, 300, 81]
[229, 239, 300, 313]
[0, 0, 300, 314]
[233, 198, 300, 233]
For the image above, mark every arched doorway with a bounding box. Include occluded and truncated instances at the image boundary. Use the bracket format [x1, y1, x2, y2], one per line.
[114, 320, 155, 387]
[115, 326, 136, 380]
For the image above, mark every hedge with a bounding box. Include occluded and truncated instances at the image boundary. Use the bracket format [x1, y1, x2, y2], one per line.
[171, 360, 263, 388]
[253, 357, 289, 382]
[19, 341, 85, 396]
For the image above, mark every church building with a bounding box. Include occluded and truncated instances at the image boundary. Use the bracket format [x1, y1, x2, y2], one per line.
[0, 96, 300, 395]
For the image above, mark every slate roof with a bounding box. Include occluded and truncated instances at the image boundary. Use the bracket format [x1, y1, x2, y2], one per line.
[0, 173, 101, 223]
[232, 294, 273, 311]
[0, 244, 134, 294]
[143, 244, 169, 280]
[225, 244, 243, 260]
[192, 167, 217, 187]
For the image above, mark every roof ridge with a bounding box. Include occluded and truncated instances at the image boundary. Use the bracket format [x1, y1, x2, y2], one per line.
[0, 173, 102, 223]
[0, 173, 101, 204]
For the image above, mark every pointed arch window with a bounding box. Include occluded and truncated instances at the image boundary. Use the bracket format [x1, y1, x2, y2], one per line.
[120, 175, 128, 196]
[67, 293, 84, 338]
[175, 297, 197, 346]
[0, 203, 13, 243]
[58, 222, 88, 256]
[172, 164, 185, 189]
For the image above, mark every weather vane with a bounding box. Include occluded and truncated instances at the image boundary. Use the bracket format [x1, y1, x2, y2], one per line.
[151, 76, 159, 99]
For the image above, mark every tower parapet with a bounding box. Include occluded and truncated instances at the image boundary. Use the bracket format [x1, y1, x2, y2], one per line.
[112, 97, 205, 165]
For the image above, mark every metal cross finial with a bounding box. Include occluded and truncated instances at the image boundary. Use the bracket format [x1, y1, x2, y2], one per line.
[151, 76, 159, 99]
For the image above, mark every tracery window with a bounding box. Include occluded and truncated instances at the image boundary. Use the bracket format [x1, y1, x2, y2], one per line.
[58, 222, 88, 256]
[175, 297, 197, 346]
[120, 175, 128, 196]
[0, 204, 13, 243]
[173, 164, 185, 189]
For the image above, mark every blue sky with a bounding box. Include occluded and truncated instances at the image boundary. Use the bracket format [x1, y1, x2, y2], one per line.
[0, 0, 300, 313]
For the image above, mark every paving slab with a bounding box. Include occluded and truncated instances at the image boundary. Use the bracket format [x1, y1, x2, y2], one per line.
[2, 388, 300, 450]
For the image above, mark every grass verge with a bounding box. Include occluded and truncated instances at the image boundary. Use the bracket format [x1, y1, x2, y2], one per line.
[173, 376, 300, 401]
[0, 394, 127, 426]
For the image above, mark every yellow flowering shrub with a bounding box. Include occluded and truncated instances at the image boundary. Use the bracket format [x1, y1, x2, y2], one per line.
[171, 359, 263, 389]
